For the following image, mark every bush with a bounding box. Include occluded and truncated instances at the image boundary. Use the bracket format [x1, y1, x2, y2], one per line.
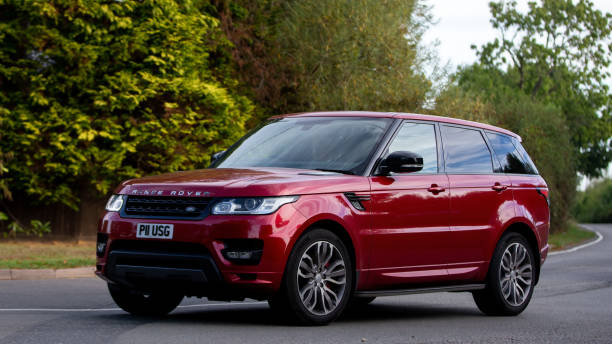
[0, 0, 255, 209]
[573, 179, 612, 223]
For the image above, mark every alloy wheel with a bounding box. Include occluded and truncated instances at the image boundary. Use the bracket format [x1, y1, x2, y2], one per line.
[296, 240, 347, 316]
[499, 242, 533, 307]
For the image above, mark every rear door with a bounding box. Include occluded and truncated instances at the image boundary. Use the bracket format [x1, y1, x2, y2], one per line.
[485, 132, 550, 250]
[441, 125, 514, 281]
[367, 121, 451, 288]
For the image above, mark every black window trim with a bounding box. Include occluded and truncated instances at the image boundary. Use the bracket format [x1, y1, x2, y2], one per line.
[368, 119, 444, 176]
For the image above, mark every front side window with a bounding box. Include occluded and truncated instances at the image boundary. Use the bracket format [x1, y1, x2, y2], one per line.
[385, 122, 438, 173]
[442, 126, 493, 173]
[214, 117, 393, 175]
[486, 132, 532, 174]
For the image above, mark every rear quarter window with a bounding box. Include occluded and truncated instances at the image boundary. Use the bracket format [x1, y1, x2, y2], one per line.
[511, 138, 538, 175]
[485, 132, 535, 174]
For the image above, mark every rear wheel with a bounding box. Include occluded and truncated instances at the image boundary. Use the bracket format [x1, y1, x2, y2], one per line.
[275, 229, 353, 325]
[108, 283, 183, 316]
[473, 233, 536, 316]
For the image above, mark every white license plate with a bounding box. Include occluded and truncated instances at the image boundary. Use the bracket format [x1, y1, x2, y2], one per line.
[136, 223, 174, 239]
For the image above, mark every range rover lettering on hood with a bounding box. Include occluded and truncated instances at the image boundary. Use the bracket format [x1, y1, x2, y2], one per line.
[130, 189, 211, 197]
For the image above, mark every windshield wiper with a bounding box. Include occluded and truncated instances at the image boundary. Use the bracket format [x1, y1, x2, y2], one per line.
[311, 168, 356, 175]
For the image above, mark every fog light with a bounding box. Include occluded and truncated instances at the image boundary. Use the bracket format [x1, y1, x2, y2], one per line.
[220, 239, 263, 265]
[225, 251, 254, 260]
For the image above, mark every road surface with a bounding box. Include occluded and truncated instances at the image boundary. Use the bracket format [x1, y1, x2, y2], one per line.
[0, 224, 610, 344]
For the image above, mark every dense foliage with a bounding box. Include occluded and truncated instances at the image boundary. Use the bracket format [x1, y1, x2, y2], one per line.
[213, 0, 433, 113]
[0, 0, 255, 209]
[430, 0, 612, 231]
[573, 179, 612, 223]
[275, 0, 432, 111]
[0, 0, 609, 236]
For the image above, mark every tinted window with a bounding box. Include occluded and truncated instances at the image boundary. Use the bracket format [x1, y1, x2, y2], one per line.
[486, 132, 532, 174]
[442, 126, 493, 173]
[512, 138, 539, 174]
[215, 117, 393, 175]
[386, 122, 438, 173]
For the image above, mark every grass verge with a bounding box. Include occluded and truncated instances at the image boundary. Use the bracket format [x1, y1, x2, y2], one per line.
[0, 223, 599, 269]
[549, 223, 597, 252]
[0, 241, 95, 269]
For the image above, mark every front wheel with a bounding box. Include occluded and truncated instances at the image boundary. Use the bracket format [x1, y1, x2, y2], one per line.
[108, 284, 184, 316]
[473, 233, 536, 316]
[276, 229, 353, 325]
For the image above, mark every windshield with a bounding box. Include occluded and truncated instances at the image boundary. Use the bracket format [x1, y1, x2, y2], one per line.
[213, 117, 393, 175]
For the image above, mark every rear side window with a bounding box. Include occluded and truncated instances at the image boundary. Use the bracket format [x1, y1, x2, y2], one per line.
[442, 126, 493, 173]
[486, 132, 533, 174]
[386, 122, 438, 173]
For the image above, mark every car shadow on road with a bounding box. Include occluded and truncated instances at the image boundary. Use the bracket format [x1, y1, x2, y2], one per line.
[95, 302, 482, 327]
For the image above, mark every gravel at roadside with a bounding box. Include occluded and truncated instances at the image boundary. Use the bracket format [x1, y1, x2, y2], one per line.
[0, 267, 94, 280]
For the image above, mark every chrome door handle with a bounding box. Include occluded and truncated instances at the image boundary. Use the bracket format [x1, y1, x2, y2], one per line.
[427, 184, 446, 194]
[492, 183, 508, 192]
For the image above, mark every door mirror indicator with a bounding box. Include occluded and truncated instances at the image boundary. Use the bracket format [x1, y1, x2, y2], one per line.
[379, 151, 424, 175]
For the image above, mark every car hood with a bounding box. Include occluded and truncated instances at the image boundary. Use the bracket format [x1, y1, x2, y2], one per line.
[115, 167, 369, 197]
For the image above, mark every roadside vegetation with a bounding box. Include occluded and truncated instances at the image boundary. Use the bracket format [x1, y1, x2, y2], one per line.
[0, 241, 95, 269]
[0, 0, 610, 239]
[548, 223, 597, 251]
[0, 223, 597, 270]
[573, 178, 612, 223]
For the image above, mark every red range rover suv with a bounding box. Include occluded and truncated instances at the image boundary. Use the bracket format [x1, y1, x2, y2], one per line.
[96, 111, 550, 325]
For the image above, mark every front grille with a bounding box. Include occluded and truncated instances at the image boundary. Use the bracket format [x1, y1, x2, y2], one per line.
[105, 240, 223, 291]
[123, 196, 211, 219]
[109, 240, 210, 255]
[108, 240, 213, 271]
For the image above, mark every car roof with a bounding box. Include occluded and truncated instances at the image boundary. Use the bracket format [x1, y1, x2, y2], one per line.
[276, 111, 521, 141]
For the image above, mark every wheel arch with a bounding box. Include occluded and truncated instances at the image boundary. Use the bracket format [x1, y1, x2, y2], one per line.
[286, 218, 360, 293]
[499, 221, 542, 285]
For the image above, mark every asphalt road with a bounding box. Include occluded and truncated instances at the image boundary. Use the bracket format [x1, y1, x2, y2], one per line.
[0, 224, 610, 344]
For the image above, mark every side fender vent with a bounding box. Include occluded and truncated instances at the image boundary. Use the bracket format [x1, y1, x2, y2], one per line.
[344, 193, 371, 211]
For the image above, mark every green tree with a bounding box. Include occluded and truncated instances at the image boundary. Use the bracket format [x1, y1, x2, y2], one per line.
[277, 0, 432, 111]
[213, 0, 434, 113]
[0, 0, 255, 209]
[573, 178, 612, 223]
[472, 0, 612, 178]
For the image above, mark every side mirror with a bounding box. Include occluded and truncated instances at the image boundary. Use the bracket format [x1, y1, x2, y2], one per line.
[379, 151, 423, 175]
[210, 150, 226, 165]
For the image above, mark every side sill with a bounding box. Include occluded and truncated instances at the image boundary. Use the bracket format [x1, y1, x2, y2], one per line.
[354, 283, 486, 297]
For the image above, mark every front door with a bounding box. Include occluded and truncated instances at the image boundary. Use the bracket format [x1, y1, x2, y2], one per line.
[366, 121, 451, 289]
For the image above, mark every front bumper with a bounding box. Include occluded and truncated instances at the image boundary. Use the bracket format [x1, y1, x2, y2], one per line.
[96, 203, 307, 298]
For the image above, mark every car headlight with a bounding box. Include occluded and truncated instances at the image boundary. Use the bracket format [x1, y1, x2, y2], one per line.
[211, 196, 299, 215]
[105, 194, 126, 212]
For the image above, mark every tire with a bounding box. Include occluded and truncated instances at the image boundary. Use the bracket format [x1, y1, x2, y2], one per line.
[350, 296, 376, 307]
[473, 232, 537, 316]
[275, 228, 353, 325]
[267, 293, 291, 315]
[108, 283, 184, 316]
